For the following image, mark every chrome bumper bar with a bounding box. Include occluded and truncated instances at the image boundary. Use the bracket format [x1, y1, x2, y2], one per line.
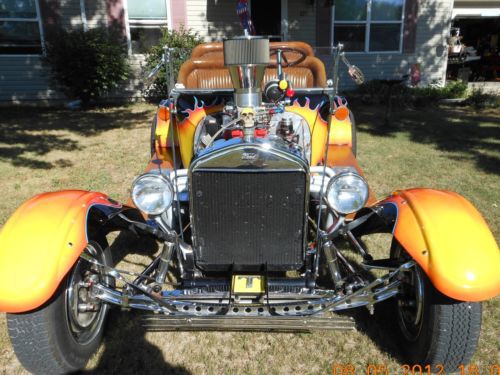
[89, 260, 415, 317]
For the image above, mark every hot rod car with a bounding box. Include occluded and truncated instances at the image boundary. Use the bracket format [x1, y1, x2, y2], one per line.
[0, 37, 499, 374]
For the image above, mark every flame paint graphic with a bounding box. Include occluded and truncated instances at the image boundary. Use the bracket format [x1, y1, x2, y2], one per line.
[285, 98, 328, 166]
[285, 98, 352, 166]
[154, 101, 172, 161]
[159, 95, 352, 168]
[177, 98, 225, 167]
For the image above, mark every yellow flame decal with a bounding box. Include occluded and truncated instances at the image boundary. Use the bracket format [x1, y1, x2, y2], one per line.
[286, 99, 352, 165]
[177, 102, 225, 167]
[285, 99, 328, 166]
[154, 115, 171, 160]
[171, 98, 352, 167]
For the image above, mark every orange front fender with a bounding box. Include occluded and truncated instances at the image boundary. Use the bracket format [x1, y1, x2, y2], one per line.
[0, 190, 122, 313]
[380, 189, 499, 302]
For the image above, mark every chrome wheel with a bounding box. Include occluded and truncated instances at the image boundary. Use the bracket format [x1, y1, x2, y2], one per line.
[389, 241, 482, 370]
[65, 242, 109, 345]
[392, 243, 425, 342]
[8, 239, 113, 373]
[396, 264, 424, 341]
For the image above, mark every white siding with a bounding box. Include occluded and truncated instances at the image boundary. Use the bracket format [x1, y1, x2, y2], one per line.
[318, 0, 454, 90]
[84, 0, 108, 29]
[186, 0, 242, 41]
[117, 55, 146, 99]
[58, 0, 86, 30]
[1, 0, 455, 103]
[0, 0, 126, 104]
[414, 0, 454, 84]
[288, 0, 316, 46]
[0, 57, 62, 103]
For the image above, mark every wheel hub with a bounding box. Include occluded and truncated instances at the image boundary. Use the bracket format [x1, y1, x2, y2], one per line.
[396, 266, 424, 341]
[65, 243, 109, 345]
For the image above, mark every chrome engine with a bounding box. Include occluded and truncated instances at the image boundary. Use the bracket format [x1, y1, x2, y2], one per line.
[193, 36, 312, 163]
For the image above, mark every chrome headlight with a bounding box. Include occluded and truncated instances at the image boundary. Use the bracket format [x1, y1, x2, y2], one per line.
[131, 173, 174, 216]
[326, 172, 369, 215]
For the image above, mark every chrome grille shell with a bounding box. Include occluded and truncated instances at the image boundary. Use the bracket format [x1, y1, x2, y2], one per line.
[189, 143, 309, 271]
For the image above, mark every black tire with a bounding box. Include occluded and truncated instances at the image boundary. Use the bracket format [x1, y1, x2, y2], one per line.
[7, 240, 113, 374]
[392, 243, 482, 372]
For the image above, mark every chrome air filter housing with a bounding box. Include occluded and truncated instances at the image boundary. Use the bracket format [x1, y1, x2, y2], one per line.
[223, 36, 269, 107]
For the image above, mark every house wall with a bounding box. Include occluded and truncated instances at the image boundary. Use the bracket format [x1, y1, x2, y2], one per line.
[0, 0, 150, 104]
[319, 0, 454, 91]
[185, 0, 317, 44]
[0, 57, 60, 103]
[49, 0, 85, 30]
[288, 0, 316, 46]
[185, 0, 242, 41]
[0, 0, 100, 104]
[84, 0, 108, 29]
[1, 0, 454, 104]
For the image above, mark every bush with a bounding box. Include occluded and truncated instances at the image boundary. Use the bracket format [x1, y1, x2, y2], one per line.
[412, 80, 468, 100]
[440, 80, 468, 98]
[466, 88, 500, 110]
[357, 80, 468, 108]
[43, 27, 130, 105]
[143, 26, 203, 101]
[358, 80, 391, 105]
[357, 79, 412, 107]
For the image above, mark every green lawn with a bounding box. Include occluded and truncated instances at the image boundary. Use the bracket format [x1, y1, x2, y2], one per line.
[0, 102, 498, 374]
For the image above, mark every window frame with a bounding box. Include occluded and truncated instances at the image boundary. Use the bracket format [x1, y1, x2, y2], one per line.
[331, 0, 405, 54]
[0, 0, 45, 57]
[124, 0, 172, 56]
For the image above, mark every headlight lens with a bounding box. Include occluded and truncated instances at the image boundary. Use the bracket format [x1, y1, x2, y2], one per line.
[326, 172, 369, 214]
[131, 173, 174, 216]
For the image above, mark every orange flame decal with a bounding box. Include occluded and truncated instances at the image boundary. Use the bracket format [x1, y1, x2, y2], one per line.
[177, 99, 224, 167]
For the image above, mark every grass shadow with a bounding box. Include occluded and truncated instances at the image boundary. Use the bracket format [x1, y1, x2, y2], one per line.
[352, 101, 500, 175]
[0, 105, 154, 170]
[84, 231, 191, 374]
[343, 302, 407, 365]
[108, 230, 159, 265]
[86, 310, 191, 375]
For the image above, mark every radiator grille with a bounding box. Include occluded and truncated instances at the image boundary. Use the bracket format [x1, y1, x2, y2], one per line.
[191, 171, 306, 271]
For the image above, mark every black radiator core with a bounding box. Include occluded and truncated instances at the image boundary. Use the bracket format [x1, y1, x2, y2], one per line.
[191, 171, 306, 271]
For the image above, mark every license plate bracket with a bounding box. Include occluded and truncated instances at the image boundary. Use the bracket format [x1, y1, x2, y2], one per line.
[231, 275, 265, 294]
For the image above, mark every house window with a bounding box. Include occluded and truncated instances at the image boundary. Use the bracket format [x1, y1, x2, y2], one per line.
[127, 0, 170, 54]
[333, 0, 404, 53]
[0, 0, 43, 54]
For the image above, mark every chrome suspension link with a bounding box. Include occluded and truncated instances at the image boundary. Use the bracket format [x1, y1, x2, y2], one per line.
[79, 252, 179, 286]
[81, 249, 415, 317]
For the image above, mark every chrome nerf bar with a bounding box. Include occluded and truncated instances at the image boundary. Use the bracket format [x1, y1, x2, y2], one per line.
[141, 314, 356, 332]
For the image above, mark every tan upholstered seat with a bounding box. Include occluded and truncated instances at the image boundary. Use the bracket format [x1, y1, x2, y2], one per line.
[177, 41, 327, 89]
